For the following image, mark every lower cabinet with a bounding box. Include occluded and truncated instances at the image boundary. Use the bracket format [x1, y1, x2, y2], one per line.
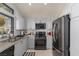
[14, 37, 27, 56]
[0, 37, 28, 56]
[28, 36, 34, 49]
[0, 45, 14, 56]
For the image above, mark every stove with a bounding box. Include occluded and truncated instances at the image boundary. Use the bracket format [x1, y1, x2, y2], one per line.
[35, 32, 46, 50]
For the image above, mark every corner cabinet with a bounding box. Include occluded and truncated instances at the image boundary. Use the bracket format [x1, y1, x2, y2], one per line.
[14, 37, 27, 56]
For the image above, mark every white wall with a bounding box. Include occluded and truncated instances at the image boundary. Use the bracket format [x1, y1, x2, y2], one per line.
[70, 4, 79, 56]
[27, 17, 53, 49]
[55, 3, 79, 56]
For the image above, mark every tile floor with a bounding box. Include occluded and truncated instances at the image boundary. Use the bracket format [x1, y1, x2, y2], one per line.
[26, 49, 53, 56]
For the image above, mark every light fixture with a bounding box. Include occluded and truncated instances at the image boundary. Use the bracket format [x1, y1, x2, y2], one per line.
[29, 3, 31, 6]
[44, 3, 47, 5]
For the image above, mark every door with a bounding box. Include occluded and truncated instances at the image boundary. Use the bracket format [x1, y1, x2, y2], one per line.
[52, 19, 62, 56]
[52, 15, 70, 56]
[53, 18, 62, 52]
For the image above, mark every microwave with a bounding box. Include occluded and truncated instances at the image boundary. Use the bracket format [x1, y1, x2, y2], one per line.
[35, 23, 46, 29]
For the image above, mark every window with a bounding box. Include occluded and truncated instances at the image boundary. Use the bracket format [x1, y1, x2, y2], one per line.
[0, 4, 14, 37]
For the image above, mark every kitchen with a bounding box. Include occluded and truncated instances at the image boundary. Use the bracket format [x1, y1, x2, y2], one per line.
[0, 3, 79, 56]
[0, 3, 53, 56]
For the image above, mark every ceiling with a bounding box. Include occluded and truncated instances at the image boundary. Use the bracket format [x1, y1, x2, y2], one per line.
[14, 3, 69, 19]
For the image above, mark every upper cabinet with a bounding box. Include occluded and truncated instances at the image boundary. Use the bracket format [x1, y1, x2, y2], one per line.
[12, 5, 26, 31]
[70, 4, 79, 18]
[16, 19, 25, 30]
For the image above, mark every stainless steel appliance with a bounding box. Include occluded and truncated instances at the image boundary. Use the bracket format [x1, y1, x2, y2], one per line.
[52, 15, 70, 56]
[35, 23, 46, 29]
[35, 32, 46, 50]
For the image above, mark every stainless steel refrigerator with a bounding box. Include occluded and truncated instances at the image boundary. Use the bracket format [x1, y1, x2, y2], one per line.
[52, 15, 70, 56]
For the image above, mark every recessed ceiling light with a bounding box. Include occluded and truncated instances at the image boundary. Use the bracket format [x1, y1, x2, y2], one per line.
[44, 3, 47, 5]
[29, 3, 31, 6]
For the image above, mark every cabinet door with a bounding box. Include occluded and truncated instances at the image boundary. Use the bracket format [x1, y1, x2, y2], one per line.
[14, 40, 24, 56]
[22, 37, 28, 51]
[26, 36, 29, 49]
[14, 37, 28, 56]
[70, 18, 79, 56]
[16, 19, 25, 30]
[28, 36, 34, 49]
[70, 4, 79, 18]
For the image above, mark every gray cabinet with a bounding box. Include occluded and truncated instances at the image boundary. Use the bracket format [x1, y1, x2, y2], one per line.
[16, 19, 25, 30]
[47, 38, 52, 49]
[22, 37, 28, 51]
[14, 37, 27, 56]
[27, 36, 34, 49]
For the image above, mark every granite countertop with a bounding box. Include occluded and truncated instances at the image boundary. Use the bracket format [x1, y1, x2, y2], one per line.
[0, 36, 28, 53]
[0, 41, 14, 53]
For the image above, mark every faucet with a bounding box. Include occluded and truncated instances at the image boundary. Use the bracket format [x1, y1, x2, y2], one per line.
[7, 33, 15, 42]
